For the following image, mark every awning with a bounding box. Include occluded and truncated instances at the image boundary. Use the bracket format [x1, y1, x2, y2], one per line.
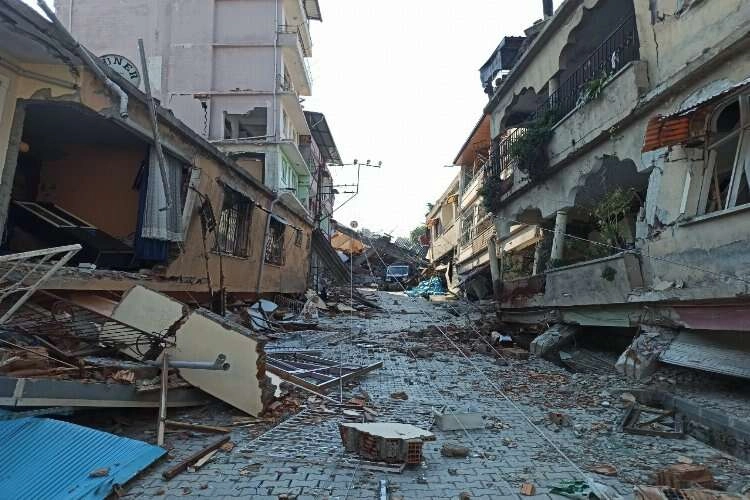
[643, 77, 750, 152]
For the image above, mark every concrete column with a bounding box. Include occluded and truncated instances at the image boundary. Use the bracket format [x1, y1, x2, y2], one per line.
[0, 102, 25, 235]
[532, 237, 544, 275]
[548, 75, 559, 96]
[550, 210, 568, 262]
[487, 237, 502, 299]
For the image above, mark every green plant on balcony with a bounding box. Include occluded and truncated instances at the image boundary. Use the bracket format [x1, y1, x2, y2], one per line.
[507, 111, 558, 182]
[577, 70, 612, 106]
[591, 187, 636, 249]
[478, 173, 505, 214]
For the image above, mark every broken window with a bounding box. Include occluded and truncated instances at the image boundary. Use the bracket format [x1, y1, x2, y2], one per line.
[265, 217, 286, 266]
[215, 187, 253, 257]
[701, 97, 750, 214]
[223, 108, 268, 140]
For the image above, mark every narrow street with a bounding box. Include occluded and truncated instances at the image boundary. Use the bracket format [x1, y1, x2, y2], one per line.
[113, 290, 750, 499]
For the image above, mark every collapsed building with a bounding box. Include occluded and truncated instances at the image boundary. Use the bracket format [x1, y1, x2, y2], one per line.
[427, 0, 750, 379]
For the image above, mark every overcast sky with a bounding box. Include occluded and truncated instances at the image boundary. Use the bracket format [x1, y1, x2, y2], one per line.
[25, 0, 548, 237]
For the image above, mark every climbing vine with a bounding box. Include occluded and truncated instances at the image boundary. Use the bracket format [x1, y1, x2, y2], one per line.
[506, 110, 559, 181]
[590, 187, 636, 249]
[478, 173, 506, 214]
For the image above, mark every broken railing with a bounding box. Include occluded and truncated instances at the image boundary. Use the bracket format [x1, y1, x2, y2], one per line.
[0, 244, 82, 324]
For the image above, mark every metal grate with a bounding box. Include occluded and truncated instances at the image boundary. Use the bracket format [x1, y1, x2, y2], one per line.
[215, 187, 253, 258]
[0, 290, 171, 359]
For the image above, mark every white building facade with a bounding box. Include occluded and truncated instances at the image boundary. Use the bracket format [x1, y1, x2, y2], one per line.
[56, 0, 321, 212]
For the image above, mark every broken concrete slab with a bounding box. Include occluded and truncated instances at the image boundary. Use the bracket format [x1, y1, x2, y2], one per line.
[530, 324, 578, 357]
[433, 408, 484, 431]
[107, 285, 274, 416]
[616, 326, 676, 380]
[339, 422, 435, 465]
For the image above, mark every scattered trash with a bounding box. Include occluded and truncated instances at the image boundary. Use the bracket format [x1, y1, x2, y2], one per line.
[406, 277, 446, 297]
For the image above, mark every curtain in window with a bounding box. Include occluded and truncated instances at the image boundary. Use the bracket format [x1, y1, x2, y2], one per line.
[141, 147, 184, 242]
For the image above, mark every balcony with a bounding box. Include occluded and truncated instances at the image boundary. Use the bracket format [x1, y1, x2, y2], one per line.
[428, 222, 458, 263]
[485, 15, 641, 200]
[457, 217, 494, 265]
[544, 251, 644, 307]
[278, 25, 313, 96]
[537, 14, 640, 122]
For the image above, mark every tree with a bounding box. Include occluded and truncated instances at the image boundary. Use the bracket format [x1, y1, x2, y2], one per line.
[410, 224, 427, 245]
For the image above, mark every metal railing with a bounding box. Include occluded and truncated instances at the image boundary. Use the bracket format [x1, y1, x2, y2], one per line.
[485, 15, 640, 195]
[278, 24, 310, 55]
[537, 14, 639, 122]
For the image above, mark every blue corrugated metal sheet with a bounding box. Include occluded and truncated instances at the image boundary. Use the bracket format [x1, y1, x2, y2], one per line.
[0, 417, 165, 500]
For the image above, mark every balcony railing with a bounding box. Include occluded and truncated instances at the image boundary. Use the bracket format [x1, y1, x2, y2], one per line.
[278, 24, 310, 55]
[485, 15, 640, 196]
[537, 14, 639, 122]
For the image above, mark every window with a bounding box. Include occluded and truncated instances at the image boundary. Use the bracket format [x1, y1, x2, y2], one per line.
[700, 97, 750, 214]
[294, 228, 303, 247]
[280, 155, 299, 195]
[265, 217, 286, 265]
[216, 187, 253, 257]
[224, 108, 268, 140]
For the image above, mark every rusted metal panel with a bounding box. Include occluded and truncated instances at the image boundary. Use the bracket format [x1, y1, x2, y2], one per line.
[660, 330, 750, 379]
[669, 304, 750, 332]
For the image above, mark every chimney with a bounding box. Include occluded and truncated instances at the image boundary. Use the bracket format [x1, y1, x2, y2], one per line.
[543, 0, 554, 18]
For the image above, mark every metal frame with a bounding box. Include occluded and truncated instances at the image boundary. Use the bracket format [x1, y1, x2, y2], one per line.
[266, 352, 383, 392]
[0, 245, 81, 324]
[618, 403, 684, 438]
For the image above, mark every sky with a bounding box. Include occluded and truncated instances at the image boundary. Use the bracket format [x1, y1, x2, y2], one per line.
[24, 0, 548, 238]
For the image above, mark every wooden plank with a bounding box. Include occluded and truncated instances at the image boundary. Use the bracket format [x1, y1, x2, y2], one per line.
[165, 420, 231, 434]
[162, 435, 230, 480]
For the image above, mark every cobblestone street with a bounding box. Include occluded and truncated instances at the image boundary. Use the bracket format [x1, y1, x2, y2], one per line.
[116, 291, 750, 499]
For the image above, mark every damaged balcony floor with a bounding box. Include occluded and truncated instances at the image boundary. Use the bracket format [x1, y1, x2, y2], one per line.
[103, 291, 749, 499]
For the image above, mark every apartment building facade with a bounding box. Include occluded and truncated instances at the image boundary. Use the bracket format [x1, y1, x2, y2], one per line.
[56, 0, 321, 214]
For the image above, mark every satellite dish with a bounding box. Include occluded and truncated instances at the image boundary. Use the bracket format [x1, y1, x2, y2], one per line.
[350, 221, 359, 229]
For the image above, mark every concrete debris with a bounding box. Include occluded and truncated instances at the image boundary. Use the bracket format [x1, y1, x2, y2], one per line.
[590, 464, 618, 476]
[548, 412, 573, 427]
[520, 483, 537, 496]
[530, 324, 579, 357]
[616, 327, 677, 380]
[390, 391, 409, 400]
[655, 463, 715, 489]
[335, 303, 356, 313]
[633, 486, 748, 500]
[300, 300, 319, 321]
[338, 422, 435, 465]
[440, 443, 471, 458]
[433, 408, 485, 431]
[304, 289, 329, 310]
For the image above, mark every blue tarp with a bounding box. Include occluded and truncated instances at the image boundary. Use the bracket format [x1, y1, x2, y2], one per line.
[406, 277, 447, 297]
[0, 417, 165, 500]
